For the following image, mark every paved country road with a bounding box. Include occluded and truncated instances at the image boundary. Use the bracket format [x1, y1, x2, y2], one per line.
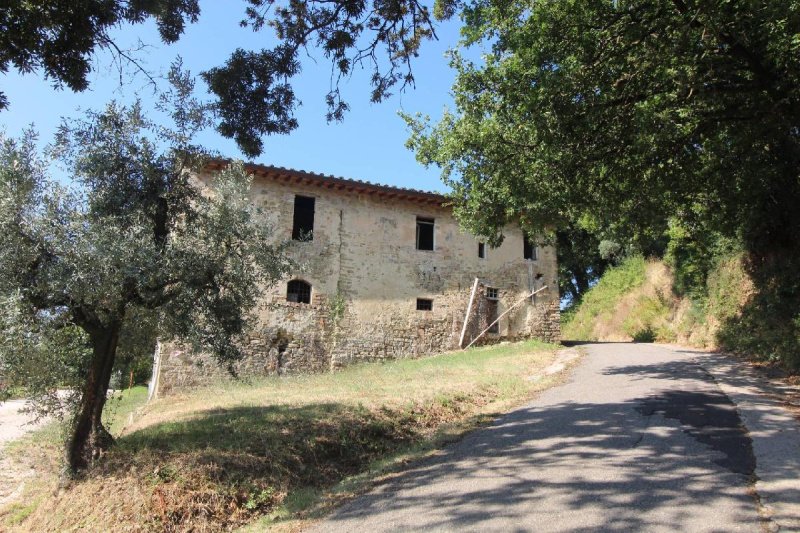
[312, 343, 800, 532]
[0, 399, 45, 449]
[0, 399, 46, 506]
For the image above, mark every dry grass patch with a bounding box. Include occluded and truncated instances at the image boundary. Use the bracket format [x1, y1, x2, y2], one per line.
[1, 340, 562, 532]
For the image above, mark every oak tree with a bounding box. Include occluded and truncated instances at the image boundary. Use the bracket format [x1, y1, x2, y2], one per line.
[405, 0, 800, 358]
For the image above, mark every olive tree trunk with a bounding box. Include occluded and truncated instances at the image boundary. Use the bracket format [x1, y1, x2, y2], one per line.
[65, 324, 120, 473]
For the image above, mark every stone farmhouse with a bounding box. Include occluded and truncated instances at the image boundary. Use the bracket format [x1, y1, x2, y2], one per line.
[151, 161, 560, 396]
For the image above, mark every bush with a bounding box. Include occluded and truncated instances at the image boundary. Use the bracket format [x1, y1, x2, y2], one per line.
[632, 327, 656, 343]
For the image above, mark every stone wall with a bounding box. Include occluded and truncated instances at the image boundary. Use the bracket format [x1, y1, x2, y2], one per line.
[154, 170, 561, 396]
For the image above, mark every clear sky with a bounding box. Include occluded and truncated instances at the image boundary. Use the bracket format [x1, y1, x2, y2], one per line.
[1, 4, 476, 193]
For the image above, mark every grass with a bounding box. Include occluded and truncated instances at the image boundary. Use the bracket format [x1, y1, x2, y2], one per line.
[562, 256, 651, 340]
[561, 252, 780, 357]
[1, 340, 565, 532]
[4, 386, 151, 455]
[104, 386, 151, 436]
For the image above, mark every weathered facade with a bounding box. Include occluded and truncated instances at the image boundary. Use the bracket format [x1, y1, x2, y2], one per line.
[152, 162, 560, 396]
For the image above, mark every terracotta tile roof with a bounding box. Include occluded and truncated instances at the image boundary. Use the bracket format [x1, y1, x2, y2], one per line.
[206, 159, 448, 206]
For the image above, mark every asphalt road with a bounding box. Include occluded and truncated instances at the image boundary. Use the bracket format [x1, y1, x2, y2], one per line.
[313, 342, 800, 532]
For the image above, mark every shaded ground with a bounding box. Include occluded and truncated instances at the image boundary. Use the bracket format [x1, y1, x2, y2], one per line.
[312, 343, 800, 532]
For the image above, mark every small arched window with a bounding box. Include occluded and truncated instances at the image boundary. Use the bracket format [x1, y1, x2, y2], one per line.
[287, 279, 312, 304]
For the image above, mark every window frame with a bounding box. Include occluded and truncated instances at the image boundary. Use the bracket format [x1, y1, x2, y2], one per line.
[523, 236, 537, 261]
[415, 216, 435, 251]
[286, 279, 312, 304]
[416, 298, 433, 311]
[292, 195, 316, 241]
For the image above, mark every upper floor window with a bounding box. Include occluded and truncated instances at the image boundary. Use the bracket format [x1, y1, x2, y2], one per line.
[478, 242, 486, 259]
[416, 298, 433, 311]
[292, 195, 315, 241]
[416, 217, 435, 250]
[287, 279, 312, 304]
[524, 236, 537, 260]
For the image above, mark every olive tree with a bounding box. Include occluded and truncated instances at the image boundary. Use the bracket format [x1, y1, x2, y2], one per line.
[0, 69, 292, 473]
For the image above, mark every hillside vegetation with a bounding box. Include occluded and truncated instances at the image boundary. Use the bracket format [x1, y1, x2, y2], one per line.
[562, 254, 758, 352]
[1, 340, 565, 532]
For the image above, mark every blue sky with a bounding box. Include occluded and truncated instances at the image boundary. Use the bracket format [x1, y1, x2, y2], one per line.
[1, 4, 477, 193]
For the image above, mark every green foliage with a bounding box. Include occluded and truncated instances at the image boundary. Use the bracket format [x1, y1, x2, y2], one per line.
[620, 292, 672, 342]
[114, 308, 158, 387]
[714, 254, 800, 369]
[0, 66, 293, 470]
[705, 254, 751, 324]
[561, 256, 647, 340]
[556, 224, 612, 307]
[0, 313, 88, 415]
[632, 327, 656, 344]
[327, 291, 347, 326]
[405, 0, 800, 367]
[1, 1, 437, 157]
[408, 1, 800, 245]
[0, 1, 200, 110]
[664, 218, 737, 298]
[597, 241, 622, 263]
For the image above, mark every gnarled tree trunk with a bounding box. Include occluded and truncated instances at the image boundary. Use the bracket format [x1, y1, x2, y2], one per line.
[66, 324, 121, 473]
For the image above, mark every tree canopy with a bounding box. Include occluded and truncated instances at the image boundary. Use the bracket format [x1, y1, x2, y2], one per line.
[407, 0, 799, 247]
[405, 0, 800, 358]
[1, 0, 441, 157]
[0, 68, 292, 472]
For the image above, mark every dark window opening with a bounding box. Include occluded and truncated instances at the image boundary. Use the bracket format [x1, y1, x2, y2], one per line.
[287, 279, 312, 304]
[487, 299, 499, 333]
[524, 236, 537, 260]
[486, 287, 498, 300]
[416, 217, 434, 250]
[292, 195, 315, 241]
[416, 298, 433, 311]
[478, 242, 486, 259]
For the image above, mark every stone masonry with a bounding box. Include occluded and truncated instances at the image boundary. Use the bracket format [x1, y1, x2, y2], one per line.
[153, 162, 560, 396]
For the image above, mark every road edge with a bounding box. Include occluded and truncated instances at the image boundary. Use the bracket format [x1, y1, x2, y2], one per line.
[689, 349, 800, 531]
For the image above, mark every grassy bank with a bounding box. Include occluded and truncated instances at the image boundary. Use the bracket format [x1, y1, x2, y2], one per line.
[561, 256, 671, 342]
[562, 254, 763, 352]
[1, 340, 564, 532]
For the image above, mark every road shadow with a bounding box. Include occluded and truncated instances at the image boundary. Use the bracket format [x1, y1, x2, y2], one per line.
[560, 340, 636, 347]
[320, 355, 770, 532]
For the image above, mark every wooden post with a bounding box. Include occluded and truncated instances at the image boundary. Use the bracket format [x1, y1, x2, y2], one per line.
[463, 286, 548, 351]
[459, 278, 481, 349]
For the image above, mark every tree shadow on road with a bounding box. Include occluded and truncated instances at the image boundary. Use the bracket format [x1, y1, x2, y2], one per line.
[323, 356, 775, 532]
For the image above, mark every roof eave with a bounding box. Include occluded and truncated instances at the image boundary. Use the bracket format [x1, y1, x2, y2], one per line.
[205, 159, 448, 207]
